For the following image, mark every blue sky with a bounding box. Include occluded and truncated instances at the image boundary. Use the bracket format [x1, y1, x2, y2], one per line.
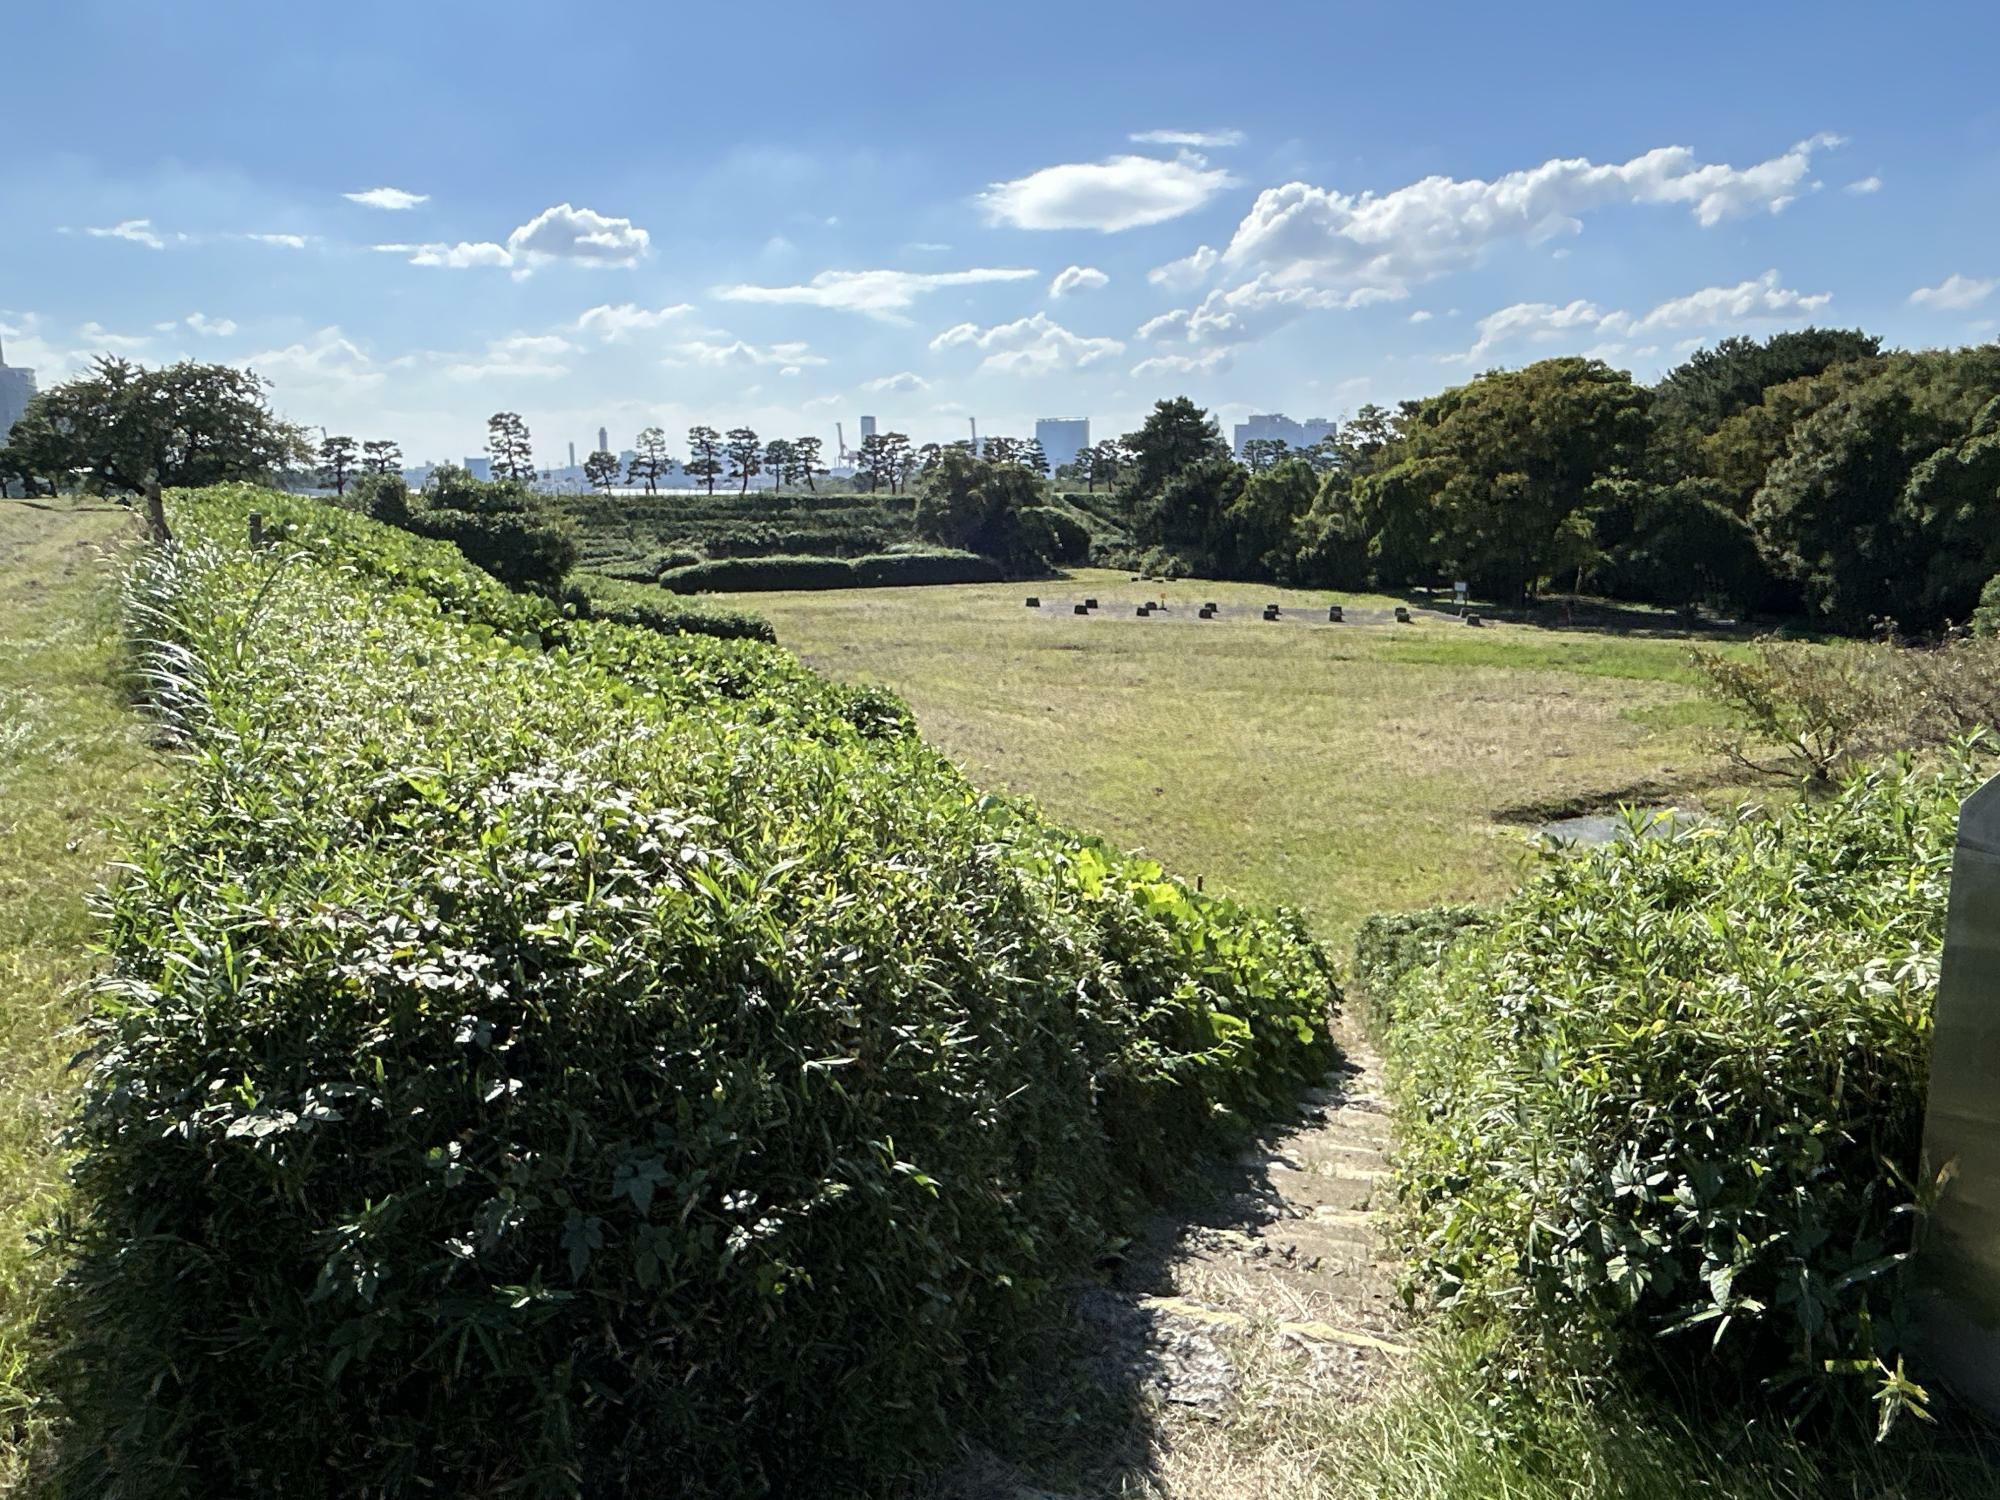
[4, 0, 1997, 463]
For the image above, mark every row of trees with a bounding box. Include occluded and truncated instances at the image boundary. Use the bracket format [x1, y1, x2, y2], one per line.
[1110, 332, 2000, 635]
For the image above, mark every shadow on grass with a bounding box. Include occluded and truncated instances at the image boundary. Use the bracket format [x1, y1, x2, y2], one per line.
[1383, 586, 1762, 640]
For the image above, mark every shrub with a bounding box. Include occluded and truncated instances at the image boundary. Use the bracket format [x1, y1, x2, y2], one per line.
[52, 487, 1337, 1497]
[339, 472, 412, 527]
[570, 573, 776, 644]
[1381, 753, 1970, 1418]
[1973, 573, 2000, 637]
[851, 549, 1004, 587]
[1349, 904, 1488, 1027]
[660, 554, 858, 592]
[1019, 506, 1091, 566]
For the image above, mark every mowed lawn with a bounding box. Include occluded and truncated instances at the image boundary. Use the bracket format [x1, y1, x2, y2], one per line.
[710, 567, 1744, 938]
[0, 501, 159, 1484]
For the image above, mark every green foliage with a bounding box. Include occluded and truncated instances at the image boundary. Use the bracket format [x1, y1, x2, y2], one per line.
[852, 549, 1005, 587]
[339, 471, 413, 528]
[404, 504, 577, 595]
[1651, 329, 1885, 444]
[1018, 505, 1091, 566]
[660, 550, 1003, 592]
[1132, 455, 1245, 575]
[1349, 904, 1489, 1027]
[1380, 754, 1973, 1416]
[1119, 395, 1230, 501]
[567, 573, 776, 644]
[51, 486, 1336, 1497]
[913, 448, 1049, 570]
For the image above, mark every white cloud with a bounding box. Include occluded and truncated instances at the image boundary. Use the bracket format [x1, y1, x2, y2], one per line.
[1408, 309, 1434, 323]
[978, 154, 1237, 232]
[576, 301, 696, 340]
[376, 203, 649, 272]
[715, 267, 1036, 321]
[1136, 309, 1191, 340]
[185, 312, 237, 337]
[1130, 348, 1235, 378]
[84, 218, 165, 250]
[669, 339, 829, 369]
[246, 232, 308, 249]
[1148, 245, 1219, 290]
[242, 327, 383, 391]
[78, 321, 151, 351]
[344, 187, 430, 211]
[864, 371, 930, 393]
[507, 203, 649, 266]
[1130, 128, 1246, 148]
[930, 312, 1124, 375]
[446, 333, 575, 381]
[1049, 264, 1110, 298]
[1844, 176, 1883, 195]
[1449, 272, 1833, 364]
[1909, 273, 1996, 312]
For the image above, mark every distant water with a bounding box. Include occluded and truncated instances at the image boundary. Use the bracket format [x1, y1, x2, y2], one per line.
[1534, 808, 1678, 846]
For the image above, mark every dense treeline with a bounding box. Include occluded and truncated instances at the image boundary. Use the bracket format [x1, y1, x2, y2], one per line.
[1115, 332, 2000, 634]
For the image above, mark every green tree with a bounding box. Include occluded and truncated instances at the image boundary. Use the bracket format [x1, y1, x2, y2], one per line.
[1241, 437, 1289, 473]
[981, 435, 1022, 467]
[627, 427, 671, 494]
[6, 356, 310, 539]
[763, 438, 794, 494]
[1133, 455, 1246, 574]
[684, 426, 723, 495]
[913, 447, 1045, 569]
[584, 449, 621, 494]
[361, 439, 403, 475]
[1120, 396, 1229, 500]
[1220, 458, 1320, 580]
[881, 432, 914, 493]
[725, 427, 762, 494]
[1021, 438, 1050, 478]
[486, 412, 535, 483]
[318, 433, 358, 496]
[790, 436, 824, 493]
[856, 432, 891, 493]
[1355, 358, 1649, 600]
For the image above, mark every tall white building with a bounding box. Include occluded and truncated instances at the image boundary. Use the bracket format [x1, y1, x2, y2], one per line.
[1034, 417, 1090, 472]
[597, 426, 609, 455]
[1232, 413, 1336, 457]
[0, 334, 37, 443]
[859, 414, 878, 441]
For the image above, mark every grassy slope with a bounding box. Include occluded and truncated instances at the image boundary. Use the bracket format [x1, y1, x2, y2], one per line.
[709, 567, 1741, 937]
[0, 501, 159, 1485]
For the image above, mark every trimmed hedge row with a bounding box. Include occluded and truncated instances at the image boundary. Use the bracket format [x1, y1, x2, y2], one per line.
[569, 572, 776, 644]
[52, 487, 1337, 1497]
[661, 549, 1004, 593]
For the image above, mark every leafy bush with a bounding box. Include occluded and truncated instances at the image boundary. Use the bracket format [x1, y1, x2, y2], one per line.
[1381, 753, 1970, 1417]
[570, 572, 776, 643]
[1349, 904, 1489, 1027]
[661, 554, 858, 592]
[51, 487, 1337, 1497]
[1019, 506, 1092, 566]
[851, 549, 1003, 587]
[405, 504, 578, 595]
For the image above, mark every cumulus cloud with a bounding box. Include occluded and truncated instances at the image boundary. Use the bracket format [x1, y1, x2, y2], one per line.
[668, 339, 829, 369]
[929, 312, 1124, 375]
[78, 321, 152, 351]
[978, 154, 1237, 232]
[1844, 176, 1883, 195]
[185, 312, 237, 337]
[1909, 273, 1996, 311]
[864, 371, 930, 393]
[84, 218, 166, 250]
[1450, 272, 1833, 364]
[1130, 128, 1246, 148]
[242, 327, 383, 391]
[576, 301, 696, 339]
[715, 267, 1036, 321]
[1049, 265, 1110, 298]
[246, 232, 308, 249]
[375, 203, 649, 272]
[446, 333, 575, 380]
[1408, 309, 1433, 323]
[1130, 347, 1235, 378]
[344, 187, 430, 210]
[1148, 245, 1220, 290]
[1136, 309, 1191, 340]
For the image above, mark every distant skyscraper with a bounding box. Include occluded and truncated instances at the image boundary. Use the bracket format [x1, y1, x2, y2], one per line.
[464, 456, 493, 482]
[568, 441, 576, 469]
[1034, 417, 1090, 472]
[859, 415, 878, 441]
[0, 333, 37, 445]
[597, 426, 609, 455]
[1231, 413, 1336, 457]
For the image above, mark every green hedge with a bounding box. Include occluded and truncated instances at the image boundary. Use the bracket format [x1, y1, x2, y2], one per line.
[51, 487, 1336, 1497]
[1020, 506, 1092, 566]
[570, 572, 776, 644]
[404, 505, 578, 594]
[1380, 755, 1968, 1416]
[661, 549, 1001, 593]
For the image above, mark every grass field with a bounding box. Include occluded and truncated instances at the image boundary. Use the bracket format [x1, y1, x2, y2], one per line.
[708, 567, 1745, 938]
[0, 500, 159, 1486]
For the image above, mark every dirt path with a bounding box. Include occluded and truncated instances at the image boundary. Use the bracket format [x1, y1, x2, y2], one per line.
[947, 1017, 1405, 1499]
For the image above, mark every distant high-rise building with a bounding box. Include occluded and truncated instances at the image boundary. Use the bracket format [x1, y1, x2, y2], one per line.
[1231, 413, 1336, 458]
[1034, 417, 1090, 472]
[597, 426, 609, 455]
[859, 415, 877, 441]
[0, 334, 37, 446]
[464, 456, 493, 482]
[568, 441, 576, 469]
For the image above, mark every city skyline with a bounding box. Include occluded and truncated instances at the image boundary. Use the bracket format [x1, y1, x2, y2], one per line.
[3, 2, 1997, 460]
